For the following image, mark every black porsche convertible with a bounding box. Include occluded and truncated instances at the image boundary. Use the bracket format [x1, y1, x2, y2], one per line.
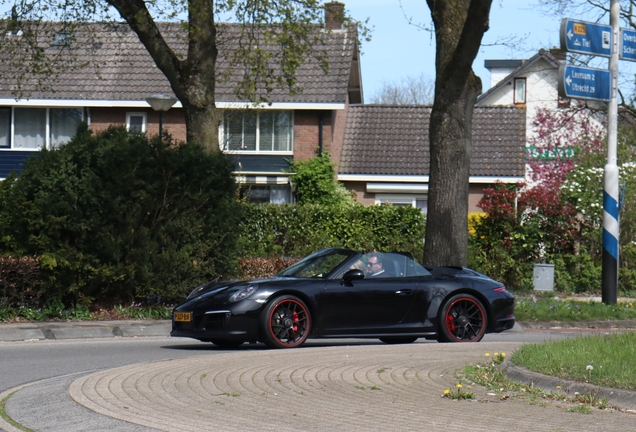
[171, 248, 515, 349]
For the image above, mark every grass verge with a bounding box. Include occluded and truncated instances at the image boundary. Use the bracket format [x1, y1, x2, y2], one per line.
[514, 297, 636, 322]
[511, 331, 636, 390]
[455, 352, 609, 413]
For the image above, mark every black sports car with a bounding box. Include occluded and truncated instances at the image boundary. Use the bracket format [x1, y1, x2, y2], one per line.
[171, 248, 515, 349]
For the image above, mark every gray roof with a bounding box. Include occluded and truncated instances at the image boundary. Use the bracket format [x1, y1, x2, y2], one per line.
[0, 22, 359, 104]
[339, 105, 526, 178]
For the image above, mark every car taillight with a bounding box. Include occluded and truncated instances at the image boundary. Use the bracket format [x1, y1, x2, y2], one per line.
[494, 286, 510, 295]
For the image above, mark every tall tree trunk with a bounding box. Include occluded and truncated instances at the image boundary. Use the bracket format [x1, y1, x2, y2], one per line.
[424, 0, 493, 267]
[184, 103, 221, 149]
[107, 0, 221, 151]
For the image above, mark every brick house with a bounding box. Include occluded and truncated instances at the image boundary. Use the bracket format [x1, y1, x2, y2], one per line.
[338, 104, 527, 213]
[0, 2, 361, 204]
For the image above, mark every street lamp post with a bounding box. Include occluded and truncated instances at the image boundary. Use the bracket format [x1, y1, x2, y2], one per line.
[145, 94, 178, 137]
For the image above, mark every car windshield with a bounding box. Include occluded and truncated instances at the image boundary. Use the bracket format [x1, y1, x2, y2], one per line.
[278, 249, 354, 278]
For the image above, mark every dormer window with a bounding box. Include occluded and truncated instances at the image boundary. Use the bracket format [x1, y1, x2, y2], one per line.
[514, 78, 526, 104]
[51, 32, 72, 47]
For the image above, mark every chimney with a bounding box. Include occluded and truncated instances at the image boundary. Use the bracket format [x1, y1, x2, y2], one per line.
[549, 47, 567, 62]
[325, 1, 345, 30]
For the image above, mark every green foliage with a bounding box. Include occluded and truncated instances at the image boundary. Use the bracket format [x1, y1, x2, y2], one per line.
[237, 202, 425, 259]
[288, 151, 354, 206]
[0, 125, 241, 304]
[514, 297, 636, 322]
[469, 122, 636, 293]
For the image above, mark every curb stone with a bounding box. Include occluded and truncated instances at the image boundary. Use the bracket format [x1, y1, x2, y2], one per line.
[501, 361, 636, 411]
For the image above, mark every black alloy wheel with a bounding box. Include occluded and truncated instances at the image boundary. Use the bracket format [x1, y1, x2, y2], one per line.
[260, 295, 311, 349]
[438, 293, 487, 343]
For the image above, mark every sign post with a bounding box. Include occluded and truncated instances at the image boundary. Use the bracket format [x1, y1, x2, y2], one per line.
[602, 0, 620, 305]
[560, 19, 612, 57]
[559, 3, 620, 305]
[558, 65, 611, 101]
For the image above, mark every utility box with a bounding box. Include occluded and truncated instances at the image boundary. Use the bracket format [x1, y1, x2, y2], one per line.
[533, 263, 555, 291]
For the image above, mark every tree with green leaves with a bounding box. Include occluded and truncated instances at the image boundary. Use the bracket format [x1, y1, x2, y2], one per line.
[0, 1, 361, 150]
[423, 0, 493, 267]
[288, 151, 354, 205]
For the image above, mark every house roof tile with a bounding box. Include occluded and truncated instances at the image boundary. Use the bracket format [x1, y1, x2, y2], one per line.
[0, 22, 357, 104]
[339, 104, 526, 178]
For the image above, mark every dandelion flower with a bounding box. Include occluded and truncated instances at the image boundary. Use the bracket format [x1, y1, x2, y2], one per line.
[444, 389, 450, 395]
[457, 384, 463, 389]
[485, 353, 491, 357]
[467, 385, 472, 389]
[501, 353, 506, 357]
[586, 365, 594, 371]
[556, 385, 561, 389]
[494, 352, 499, 356]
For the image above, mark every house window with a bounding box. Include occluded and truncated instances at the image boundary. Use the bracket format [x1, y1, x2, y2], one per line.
[126, 112, 146, 133]
[14, 108, 46, 149]
[241, 184, 292, 204]
[0, 107, 83, 150]
[514, 78, 526, 104]
[375, 194, 428, 214]
[50, 108, 83, 148]
[0, 108, 10, 148]
[222, 110, 292, 153]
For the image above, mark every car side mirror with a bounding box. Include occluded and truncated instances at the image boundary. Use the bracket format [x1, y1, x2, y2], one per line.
[343, 269, 365, 283]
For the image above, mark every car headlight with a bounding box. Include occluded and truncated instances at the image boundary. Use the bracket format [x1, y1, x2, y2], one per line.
[228, 284, 258, 303]
[187, 283, 208, 300]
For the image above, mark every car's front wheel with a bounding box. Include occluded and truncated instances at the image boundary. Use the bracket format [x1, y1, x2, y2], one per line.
[437, 294, 487, 343]
[260, 295, 311, 349]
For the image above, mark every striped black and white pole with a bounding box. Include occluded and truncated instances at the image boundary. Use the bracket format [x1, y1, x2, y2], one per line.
[602, 0, 620, 305]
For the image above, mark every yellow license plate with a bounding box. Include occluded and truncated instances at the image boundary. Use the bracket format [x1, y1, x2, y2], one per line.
[174, 312, 192, 322]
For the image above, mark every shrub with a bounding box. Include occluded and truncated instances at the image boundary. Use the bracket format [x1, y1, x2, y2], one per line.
[0, 125, 241, 304]
[288, 151, 354, 206]
[0, 255, 44, 305]
[237, 202, 425, 258]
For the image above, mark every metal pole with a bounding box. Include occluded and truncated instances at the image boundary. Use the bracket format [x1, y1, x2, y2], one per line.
[602, 0, 620, 305]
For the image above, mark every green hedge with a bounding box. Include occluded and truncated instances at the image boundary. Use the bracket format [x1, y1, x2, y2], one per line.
[0, 125, 241, 305]
[236, 203, 426, 259]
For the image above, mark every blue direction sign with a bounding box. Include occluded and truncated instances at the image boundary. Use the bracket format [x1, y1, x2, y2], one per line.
[558, 64, 611, 102]
[620, 28, 636, 61]
[560, 18, 612, 57]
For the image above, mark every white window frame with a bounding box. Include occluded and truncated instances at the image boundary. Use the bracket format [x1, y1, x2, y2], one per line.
[126, 112, 147, 133]
[514, 78, 526, 104]
[0, 106, 84, 151]
[375, 193, 428, 213]
[219, 110, 294, 155]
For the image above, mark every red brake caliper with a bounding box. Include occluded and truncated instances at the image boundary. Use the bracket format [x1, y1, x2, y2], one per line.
[292, 311, 299, 336]
[446, 312, 456, 333]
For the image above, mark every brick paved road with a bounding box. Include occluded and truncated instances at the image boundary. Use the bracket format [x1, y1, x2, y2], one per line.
[69, 341, 636, 431]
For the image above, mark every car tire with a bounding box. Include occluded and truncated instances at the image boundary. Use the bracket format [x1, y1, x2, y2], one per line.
[260, 295, 311, 349]
[209, 340, 244, 349]
[379, 337, 418, 344]
[437, 293, 487, 343]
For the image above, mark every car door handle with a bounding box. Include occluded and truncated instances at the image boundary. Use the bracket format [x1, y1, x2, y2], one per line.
[395, 290, 414, 295]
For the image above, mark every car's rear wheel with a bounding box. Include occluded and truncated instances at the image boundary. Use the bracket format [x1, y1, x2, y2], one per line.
[437, 294, 487, 343]
[209, 340, 244, 349]
[260, 295, 311, 349]
[379, 336, 418, 344]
